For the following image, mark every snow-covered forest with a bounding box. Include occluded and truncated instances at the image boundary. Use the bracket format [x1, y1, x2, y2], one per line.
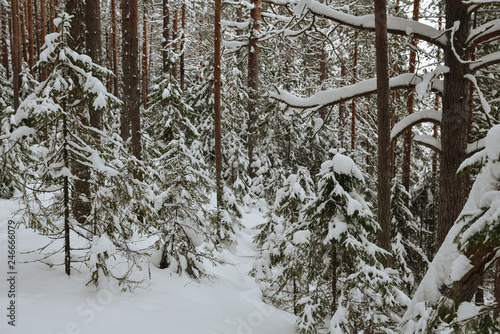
[1, 0, 500, 333]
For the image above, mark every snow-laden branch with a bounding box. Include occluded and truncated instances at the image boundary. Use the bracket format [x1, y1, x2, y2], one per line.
[294, 0, 447, 47]
[470, 51, 500, 71]
[463, 0, 500, 4]
[271, 73, 442, 110]
[221, 20, 249, 30]
[467, 18, 500, 46]
[390, 110, 442, 141]
[413, 135, 441, 153]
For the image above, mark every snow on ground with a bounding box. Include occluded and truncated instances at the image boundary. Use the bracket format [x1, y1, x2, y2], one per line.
[0, 199, 295, 334]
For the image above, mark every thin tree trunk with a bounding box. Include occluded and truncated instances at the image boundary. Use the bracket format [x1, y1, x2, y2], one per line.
[162, 0, 169, 72]
[34, 0, 40, 71]
[27, 0, 34, 71]
[180, 2, 185, 92]
[495, 258, 500, 317]
[40, 0, 47, 80]
[11, 0, 21, 110]
[1, 4, 9, 78]
[214, 0, 223, 208]
[172, 9, 178, 79]
[390, 1, 400, 180]
[111, 0, 118, 97]
[63, 115, 71, 276]
[339, 61, 347, 149]
[402, 0, 420, 197]
[375, 0, 391, 267]
[142, 5, 148, 109]
[318, 47, 327, 121]
[351, 31, 358, 152]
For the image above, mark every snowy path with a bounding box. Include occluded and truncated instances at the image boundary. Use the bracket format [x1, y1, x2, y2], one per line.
[0, 199, 295, 334]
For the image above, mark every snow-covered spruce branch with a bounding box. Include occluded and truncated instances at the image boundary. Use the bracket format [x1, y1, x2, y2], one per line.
[293, 0, 447, 47]
[470, 51, 500, 72]
[270, 73, 442, 110]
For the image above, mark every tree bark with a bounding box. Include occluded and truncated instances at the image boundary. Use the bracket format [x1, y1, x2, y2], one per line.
[172, 9, 178, 79]
[142, 6, 148, 109]
[40, 0, 47, 80]
[1, 4, 9, 79]
[49, 0, 55, 32]
[247, 0, 261, 178]
[86, 0, 102, 129]
[111, 0, 118, 97]
[162, 0, 169, 72]
[351, 31, 357, 152]
[437, 1, 471, 247]
[121, 0, 142, 160]
[214, 0, 223, 208]
[11, 0, 22, 110]
[27, 0, 34, 71]
[375, 0, 391, 267]
[180, 2, 185, 92]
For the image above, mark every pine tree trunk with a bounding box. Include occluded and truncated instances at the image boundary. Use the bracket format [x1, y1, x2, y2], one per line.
[214, 0, 223, 208]
[180, 2, 185, 92]
[40, 0, 47, 80]
[247, 0, 261, 178]
[162, 0, 169, 71]
[121, 0, 141, 160]
[63, 114, 71, 276]
[111, 0, 118, 97]
[11, 0, 21, 110]
[375, 0, 391, 267]
[495, 258, 500, 317]
[339, 61, 346, 149]
[1, 4, 9, 79]
[351, 31, 358, 152]
[437, 1, 471, 247]
[318, 47, 327, 121]
[86, 0, 102, 130]
[49, 0, 55, 32]
[172, 9, 178, 79]
[142, 6, 148, 109]
[26, 0, 34, 71]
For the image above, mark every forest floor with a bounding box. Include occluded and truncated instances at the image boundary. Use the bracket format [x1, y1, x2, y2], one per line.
[0, 195, 295, 334]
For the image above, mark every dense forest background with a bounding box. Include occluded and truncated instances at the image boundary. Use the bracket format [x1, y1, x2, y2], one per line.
[1, 0, 500, 332]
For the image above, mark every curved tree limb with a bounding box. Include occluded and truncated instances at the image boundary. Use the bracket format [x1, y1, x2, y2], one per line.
[294, 0, 447, 47]
[271, 73, 443, 110]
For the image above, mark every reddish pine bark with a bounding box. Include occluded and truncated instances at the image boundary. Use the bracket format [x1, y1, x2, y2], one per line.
[162, 0, 169, 71]
[214, 0, 223, 207]
[437, 1, 471, 247]
[121, 0, 142, 160]
[375, 0, 391, 267]
[351, 31, 358, 151]
[11, 0, 22, 110]
[142, 7, 148, 109]
[111, 0, 118, 97]
[1, 4, 9, 78]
